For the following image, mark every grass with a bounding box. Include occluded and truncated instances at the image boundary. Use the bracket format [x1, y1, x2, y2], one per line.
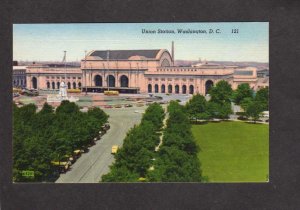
[192, 121, 269, 182]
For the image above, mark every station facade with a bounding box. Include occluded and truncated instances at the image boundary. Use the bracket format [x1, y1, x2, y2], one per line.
[24, 49, 259, 95]
[81, 49, 257, 95]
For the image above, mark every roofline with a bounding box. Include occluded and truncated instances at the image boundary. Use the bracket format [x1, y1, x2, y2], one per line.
[155, 49, 172, 60]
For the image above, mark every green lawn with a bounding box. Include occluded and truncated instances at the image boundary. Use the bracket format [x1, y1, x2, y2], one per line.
[192, 121, 269, 182]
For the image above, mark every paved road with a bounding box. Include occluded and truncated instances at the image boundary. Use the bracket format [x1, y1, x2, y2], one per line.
[55, 107, 144, 183]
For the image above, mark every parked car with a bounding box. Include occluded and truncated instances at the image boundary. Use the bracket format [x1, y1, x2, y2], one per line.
[124, 104, 133, 107]
[104, 105, 113, 108]
[111, 145, 119, 154]
[114, 104, 122, 108]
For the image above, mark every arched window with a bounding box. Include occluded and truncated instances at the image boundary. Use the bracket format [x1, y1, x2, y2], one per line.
[78, 82, 81, 88]
[168, 84, 172, 93]
[120, 75, 129, 87]
[148, 84, 152, 93]
[52, 82, 55, 89]
[182, 85, 187, 94]
[175, 85, 179, 94]
[161, 84, 165, 93]
[161, 59, 170, 67]
[32, 77, 37, 89]
[107, 75, 115, 87]
[154, 84, 159, 93]
[46, 82, 50, 89]
[94, 75, 102, 87]
[189, 85, 194, 94]
[57, 82, 60, 89]
[67, 82, 71, 89]
[205, 80, 214, 95]
[73, 82, 76, 89]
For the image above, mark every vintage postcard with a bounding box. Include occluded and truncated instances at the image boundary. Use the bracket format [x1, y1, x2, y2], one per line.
[12, 22, 269, 183]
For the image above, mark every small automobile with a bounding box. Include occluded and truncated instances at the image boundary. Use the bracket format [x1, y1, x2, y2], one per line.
[114, 104, 122, 108]
[111, 145, 119, 154]
[104, 105, 113, 109]
[124, 104, 133, 108]
[73, 149, 82, 159]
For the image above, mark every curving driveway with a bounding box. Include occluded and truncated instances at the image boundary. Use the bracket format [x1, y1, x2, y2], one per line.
[55, 107, 144, 183]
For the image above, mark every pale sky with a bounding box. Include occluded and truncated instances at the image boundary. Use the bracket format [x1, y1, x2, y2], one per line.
[13, 22, 269, 62]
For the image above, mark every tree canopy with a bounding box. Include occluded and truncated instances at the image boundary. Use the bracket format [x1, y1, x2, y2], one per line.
[232, 83, 254, 105]
[210, 80, 233, 105]
[13, 102, 108, 182]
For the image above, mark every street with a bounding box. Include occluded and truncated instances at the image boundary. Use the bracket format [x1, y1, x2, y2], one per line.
[55, 106, 144, 183]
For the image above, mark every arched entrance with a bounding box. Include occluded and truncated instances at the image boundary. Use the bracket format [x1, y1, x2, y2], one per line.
[32, 77, 37, 89]
[52, 82, 55, 89]
[57, 82, 60, 89]
[175, 85, 179, 94]
[46, 82, 50, 89]
[107, 75, 115, 87]
[154, 84, 159, 93]
[120, 75, 129, 87]
[73, 82, 76, 89]
[182, 85, 187, 94]
[94, 75, 102, 87]
[78, 82, 81, 88]
[168, 84, 172, 93]
[148, 84, 152, 93]
[67, 82, 71, 89]
[161, 84, 165, 93]
[205, 80, 214, 95]
[189, 85, 194, 94]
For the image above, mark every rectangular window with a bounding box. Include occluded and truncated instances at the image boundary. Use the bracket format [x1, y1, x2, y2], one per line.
[234, 70, 253, 75]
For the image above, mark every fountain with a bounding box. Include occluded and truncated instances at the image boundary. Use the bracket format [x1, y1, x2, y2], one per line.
[47, 81, 79, 103]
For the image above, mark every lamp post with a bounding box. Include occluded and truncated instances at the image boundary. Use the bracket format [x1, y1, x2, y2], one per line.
[107, 50, 110, 91]
[84, 50, 87, 95]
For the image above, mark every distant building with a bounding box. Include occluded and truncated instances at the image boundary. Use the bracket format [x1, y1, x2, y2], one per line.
[22, 47, 262, 94]
[257, 69, 269, 78]
[26, 64, 82, 90]
[13, 66, 27, 88]
[254, 77, 269, 90]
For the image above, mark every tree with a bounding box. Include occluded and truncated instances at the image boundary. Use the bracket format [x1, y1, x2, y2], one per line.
[207, 101, 232, 119]
[239, 97, 264, 122]
[185, 94, 211, 120]
[240, 97, 253, 112]
[40, 103, 54, 114]
[255, 87, 269, 110]
[210, 80, 233, 105]
[232, 83, 253, 105]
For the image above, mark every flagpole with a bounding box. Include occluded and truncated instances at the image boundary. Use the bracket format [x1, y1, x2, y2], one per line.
[64, 51, 67, 83]
[84, 50, 87, 95]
